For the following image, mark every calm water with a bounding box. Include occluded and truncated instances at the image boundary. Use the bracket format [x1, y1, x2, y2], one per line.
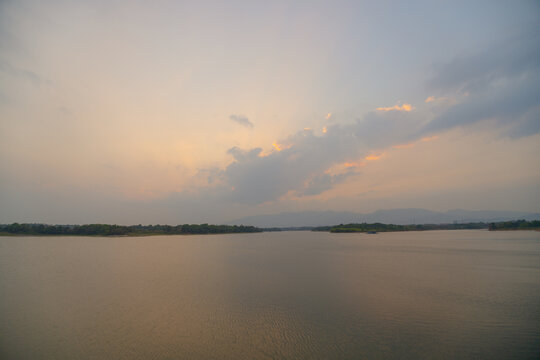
[1, 230, 539, 359]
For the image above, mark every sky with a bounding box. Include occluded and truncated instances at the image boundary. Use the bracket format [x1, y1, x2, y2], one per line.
[1, 0, 539, 224]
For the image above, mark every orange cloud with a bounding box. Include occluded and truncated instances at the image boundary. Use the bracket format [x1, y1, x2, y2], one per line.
[421, 135, 439, 142]
[271, 141, 293, 152]
[322, 126, 327, 133]
[376, 103, 414, 112]
[365, 153, 384, 161]
[344, 161, 365, 168]
[392, 135, 439, 150]
[324, 161, 365, 177]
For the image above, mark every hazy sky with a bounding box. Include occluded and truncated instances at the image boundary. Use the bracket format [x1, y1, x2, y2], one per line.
[1, 0, 539, 224]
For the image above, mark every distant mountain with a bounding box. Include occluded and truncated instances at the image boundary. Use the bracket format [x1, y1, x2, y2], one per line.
[228, 211, 361, 228]
[360, 208, 449, 225]
[443, 209, 540, 222]
[229, 209, 540, 228]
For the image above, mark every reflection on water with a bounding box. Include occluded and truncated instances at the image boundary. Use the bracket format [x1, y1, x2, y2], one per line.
[1, 230, 539, 359]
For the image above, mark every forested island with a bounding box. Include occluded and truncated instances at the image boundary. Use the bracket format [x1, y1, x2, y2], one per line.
[1, 220, 538, 236]
[313, 222, 487, 233]
[488, 220, 540, 231]
[0, 223, 262, 236]
[313, 220, 540, 233]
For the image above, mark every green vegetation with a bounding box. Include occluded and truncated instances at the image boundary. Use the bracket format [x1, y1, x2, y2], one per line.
[488, 220, 540, 231]
[0, 223, 262, 236]
[313, 222, 488, 233]
[2, 220, 537, 236]
[314, 220, 540, 233]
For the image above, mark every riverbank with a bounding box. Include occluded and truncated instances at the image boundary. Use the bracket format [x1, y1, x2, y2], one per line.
[0, 223, 262, 236]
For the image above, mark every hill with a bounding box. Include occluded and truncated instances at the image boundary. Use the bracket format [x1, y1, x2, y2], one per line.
[229, 209, 540, 228]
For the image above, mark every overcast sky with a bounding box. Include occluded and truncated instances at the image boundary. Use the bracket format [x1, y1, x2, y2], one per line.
[1, 0, 539, 224]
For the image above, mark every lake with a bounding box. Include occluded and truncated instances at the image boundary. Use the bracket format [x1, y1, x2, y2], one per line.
[1, 230, 539, 359]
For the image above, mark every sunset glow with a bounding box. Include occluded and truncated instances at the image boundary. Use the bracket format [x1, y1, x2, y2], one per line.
[365, 153, 384, 161]
[376, 103, 414, 112]
[421, 135, 439, 142]
[1, 4, 540, 360]
[0, 0, 538, 224]
[344, 161, 366, 168]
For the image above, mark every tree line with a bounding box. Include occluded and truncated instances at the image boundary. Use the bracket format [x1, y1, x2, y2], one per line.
[313, 220, 540, 233]
[314, 222, 488, 233]
[0, 223, 262, 236]
[488, 220, 540, 231]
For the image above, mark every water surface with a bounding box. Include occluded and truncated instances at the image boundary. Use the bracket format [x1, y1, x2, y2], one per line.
[1, 230, 539, 359]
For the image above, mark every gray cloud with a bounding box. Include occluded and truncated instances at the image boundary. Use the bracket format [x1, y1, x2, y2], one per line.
[227, 146, 262, 162]
[424, 28, 540, 138]
[298, 171, 357, 197]
[424, 74, 540, 136]
[161, 107, 425, 208]
[219, 110, 421, 204]
[428, 30, 540, 94]
[229, 114, 253, 128]
[183, 29, 540, 206]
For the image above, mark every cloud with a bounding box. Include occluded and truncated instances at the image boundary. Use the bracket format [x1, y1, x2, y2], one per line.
[428, 30, 540, 95]
[298, 170, 357, 196]
[425, 96, 451, 103]
[229, 114, 253, 128]
[365, 153, 384, 161]
[422, 28, 540, 138]
[421, 135, 438, 142]
[212, 108, 425, 204]
[272, 142, 283, 151]
[165, 28, 540, 208]
[166, 106, 428, 207]
[376, 102, 414, 112]
[227, 146, 262, 162]
[197, 26, 539, 205]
